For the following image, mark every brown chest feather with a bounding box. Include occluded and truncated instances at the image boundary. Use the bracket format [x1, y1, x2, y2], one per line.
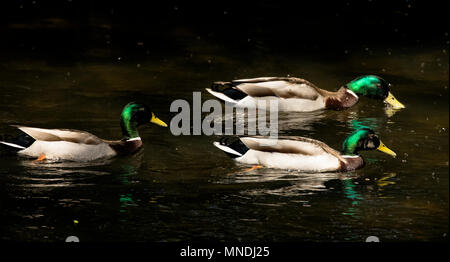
[339, 156, 365, 171]
[107, 139, 143, 155]
[324, 87, 359, 110]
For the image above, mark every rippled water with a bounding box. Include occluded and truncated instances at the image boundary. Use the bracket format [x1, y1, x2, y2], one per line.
[0, 45, 448, 242]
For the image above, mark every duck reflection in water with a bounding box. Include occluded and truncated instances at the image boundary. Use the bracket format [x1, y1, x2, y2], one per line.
[219, 166, 397, 219]
[16, 150, 146, 218]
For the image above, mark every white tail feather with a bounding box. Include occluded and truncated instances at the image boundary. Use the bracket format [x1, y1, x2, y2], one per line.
[213, 142, 243, 157]
[205, 88, 238, 104]
[0, 141, 26, 149]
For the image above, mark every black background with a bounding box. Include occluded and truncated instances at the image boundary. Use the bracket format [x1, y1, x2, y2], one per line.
[0, 0, 447, 61]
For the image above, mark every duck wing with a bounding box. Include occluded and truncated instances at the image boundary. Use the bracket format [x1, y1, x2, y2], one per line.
[13, 125, 104, 145]
[240, 136, 347, 163]
[232, 77, 323, 100]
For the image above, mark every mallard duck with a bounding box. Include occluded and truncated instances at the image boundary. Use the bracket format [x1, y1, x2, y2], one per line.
[213, 128, 396, 172]
[0, 102, 168, 162]
[206, 75, 405, 112]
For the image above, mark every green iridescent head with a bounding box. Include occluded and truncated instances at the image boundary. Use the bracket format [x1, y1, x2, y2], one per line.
[346, 75, 390, 99]
[120, 102, 167, 139]
[342, 128, 396, 157]
[345, 75, 405, 109]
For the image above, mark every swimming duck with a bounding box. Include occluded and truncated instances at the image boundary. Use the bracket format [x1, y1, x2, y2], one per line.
[0, 102, 168, 162]
[206, 75, 405, 112]
[213, 128, 396, 172]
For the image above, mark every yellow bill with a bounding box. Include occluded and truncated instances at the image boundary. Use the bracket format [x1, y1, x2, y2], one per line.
[150, 113, 168, 127]
[377, 140, 397, 158]
[384, 92, 405, 109]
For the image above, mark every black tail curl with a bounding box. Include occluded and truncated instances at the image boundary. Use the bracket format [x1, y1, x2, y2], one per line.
[0, 131, 34, 155]
[210, 81, 248, 101]
[218, 136, 249, 158]
[211, 81, 233, 91]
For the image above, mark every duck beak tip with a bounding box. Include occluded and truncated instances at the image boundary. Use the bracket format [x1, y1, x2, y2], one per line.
[384, 92, 405, 109]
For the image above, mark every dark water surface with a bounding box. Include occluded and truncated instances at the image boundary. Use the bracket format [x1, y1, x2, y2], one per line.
[0, 44, 448, 242]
